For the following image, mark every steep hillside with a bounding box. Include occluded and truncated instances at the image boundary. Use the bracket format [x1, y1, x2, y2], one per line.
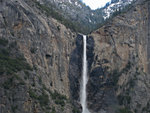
[32, 0, 104, 34]
[31, 0, 136, 34]
[102, 0, 135, 19]
[87, 0, 150, 112]
[0, 0, 150, 113]
[0, 0, 78, 113]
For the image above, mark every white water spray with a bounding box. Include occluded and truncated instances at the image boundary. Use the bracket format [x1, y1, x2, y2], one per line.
[80, 35, 91, 113]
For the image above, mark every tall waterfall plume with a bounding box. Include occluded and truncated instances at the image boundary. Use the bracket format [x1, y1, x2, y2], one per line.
[80, 35, 91, 113]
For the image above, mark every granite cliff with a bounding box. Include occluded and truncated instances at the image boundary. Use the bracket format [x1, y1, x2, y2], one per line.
[0, 0, 150, 113]
[0, 0, 77, 112]
[70, 0, 150, 113]
[25, 0, 135, 34]
[88, 0, 150, 112]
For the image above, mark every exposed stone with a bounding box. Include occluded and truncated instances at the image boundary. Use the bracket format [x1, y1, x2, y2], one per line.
[0, 0, 76, 112]
[87, 0, 150, 113]
[0, 0, 150, 113]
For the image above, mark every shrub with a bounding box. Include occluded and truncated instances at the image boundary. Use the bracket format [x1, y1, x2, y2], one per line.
[38, 92, 49, 106]
[118, 95, 131, 105]
[51, 91, 67, 107]
[9, 41, 17, 48]
[30, 47, 37, 54]
[0, 39, 33, 76]
[51, 106, 56, 113]
[142, 101, 150, 112]
[111, 69, 121, 85]
[38, 76, 42, 84]
[117, 108, 133, 113]
[1, 48, 9, 56]
[42, 85, 67, 107]
[72, 106, 80, 113]
[51, 91, 67, 100]
[29, 88, 50, 107]
[34, 1, 84, 33]
[11, 105, 18, 113]
[2, 74, 25, 89]
[24, 70, 30, 79]
[55, 99, 65, 107]
[0, 47, 32, 76]
[111, 61, 132, 86]
[3, 77, 14, 89]
[29, 88, 38, 99]
[0, 39, 8, 46]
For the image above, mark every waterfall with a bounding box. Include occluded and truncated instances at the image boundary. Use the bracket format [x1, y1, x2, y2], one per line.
[80, 35, 91, 113]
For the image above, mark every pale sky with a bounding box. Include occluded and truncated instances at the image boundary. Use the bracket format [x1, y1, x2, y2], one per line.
[82, 0, 111, 10]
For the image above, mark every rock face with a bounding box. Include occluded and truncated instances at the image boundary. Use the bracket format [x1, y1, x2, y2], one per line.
[0, 0, 77, 113]
[29, 0, 136, 34]
[86, 0, 150, 113]
[102, 0, 135, 19]
[69, 34, 94, 103]
[32, 0, 104, 34]
[0, 0, 150, 113]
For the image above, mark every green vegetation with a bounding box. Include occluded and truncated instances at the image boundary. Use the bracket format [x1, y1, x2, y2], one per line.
[33, 0, 136, 34]
[0, 39, 8, 46]
[127, 78, 135, 88]
[111, 61, 132, 86]
[118, 95, 131, 105]
[0, 39, 32, 76]
[24, 70, 30, 80]
[11, 105, 18, 113]
[34, 1, 92, 34]
[38, 76, 42, 84]
[0, 38, 33, 90]
[3, 77, 14, 89]
[72, 106, 80, 113]
[35, 2, 75, 30]
[50, 91, 67, 100]
[50, 91, 67, 107]
[142, 101, 150, 112]
[42, 84, 67, 101]
[29, 88, 49, 107]
[38, 91, 49, 107]
[0, 53, 32, 75]
[96, 1, 135, 29]
[116, 108, 133, 113]
[29, 88, 38, 99]
[121, 61, 132, 74]
[30, 47, 37, 54]
[110, 61, 134, 107]
[9, 41, 17, 49]
[42, 84, 67, 107]
[111, 69, 121, 86]
[51, 106, 56, 113]
[55, 99, 65, 107]
[3, 74, 25, 89]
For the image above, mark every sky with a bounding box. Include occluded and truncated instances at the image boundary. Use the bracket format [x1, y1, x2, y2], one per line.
[82, 0, 111, 10]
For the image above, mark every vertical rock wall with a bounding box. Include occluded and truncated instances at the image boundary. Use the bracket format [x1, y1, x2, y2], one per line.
[0, 0, 150, 113]
[87, 0, 150, 113]
[0, 0, 76, 113]
[147, 2, 150, 74]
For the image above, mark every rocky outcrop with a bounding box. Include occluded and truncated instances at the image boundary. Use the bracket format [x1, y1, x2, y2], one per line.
[0, 0, 76, 113]
[0, 0, 150, 113]
[87, 0, 150, 113]
[103, 0, 135, 19]
[30, 0, 104, 34]
[68, 34, 94, 98]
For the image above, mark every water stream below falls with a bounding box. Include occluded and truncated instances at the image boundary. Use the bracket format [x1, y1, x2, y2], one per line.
[80, 35, 91, 113]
